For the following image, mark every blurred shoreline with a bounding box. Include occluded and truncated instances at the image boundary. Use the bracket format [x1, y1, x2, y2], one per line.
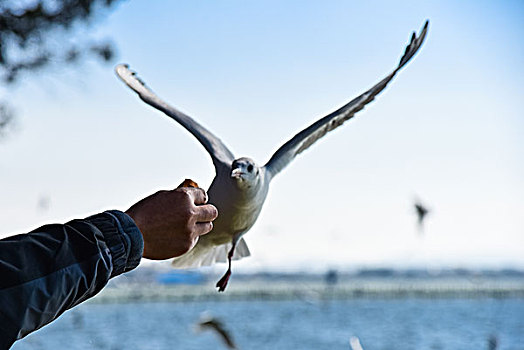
[93, 268, 524, 303]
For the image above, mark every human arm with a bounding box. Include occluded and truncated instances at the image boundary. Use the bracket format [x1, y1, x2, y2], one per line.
[0, 210, 141, 348]
[0, 185, 217, 348]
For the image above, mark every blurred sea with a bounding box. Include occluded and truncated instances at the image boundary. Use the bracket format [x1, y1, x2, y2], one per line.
[11, 272, 524, 350]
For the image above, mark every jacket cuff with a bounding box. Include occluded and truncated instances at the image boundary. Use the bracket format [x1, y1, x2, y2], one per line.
[86, 211, 144, 278]
[106, 210, 144, 272]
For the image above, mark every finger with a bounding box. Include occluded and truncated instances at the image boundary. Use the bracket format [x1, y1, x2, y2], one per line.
[186, 187, 208, 205]
[194, 221, 214, 237]
[195, 204, 218, 222]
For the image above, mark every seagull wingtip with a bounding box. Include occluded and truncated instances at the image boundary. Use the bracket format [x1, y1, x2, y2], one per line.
[114, 63, 131, 78]
[420, 20, 430, 38]
[115, 63, 128, 71]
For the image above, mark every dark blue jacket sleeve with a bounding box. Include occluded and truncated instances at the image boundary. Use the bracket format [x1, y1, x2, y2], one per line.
[0, 210, 143, 349]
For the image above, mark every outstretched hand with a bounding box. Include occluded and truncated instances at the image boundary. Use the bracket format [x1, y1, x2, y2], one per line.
[125, 183, 218, 260]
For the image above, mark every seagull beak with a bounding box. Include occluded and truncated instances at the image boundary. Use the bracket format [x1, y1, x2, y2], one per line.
[231, 168, 244, 178]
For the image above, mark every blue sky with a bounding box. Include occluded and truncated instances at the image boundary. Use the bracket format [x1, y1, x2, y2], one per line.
[1, 1, 522, 271]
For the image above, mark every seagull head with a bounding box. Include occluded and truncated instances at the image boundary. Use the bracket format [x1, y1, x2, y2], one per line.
[230, 157, 259, 186]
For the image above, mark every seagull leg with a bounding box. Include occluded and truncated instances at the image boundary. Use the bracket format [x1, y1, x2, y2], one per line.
[216, 241, 236, 292]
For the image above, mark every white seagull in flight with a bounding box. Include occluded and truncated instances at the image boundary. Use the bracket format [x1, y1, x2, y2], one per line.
[116, 20, 429, 291]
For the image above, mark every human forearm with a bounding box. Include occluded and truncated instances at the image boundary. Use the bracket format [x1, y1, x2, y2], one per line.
[0, 210, 143, 347]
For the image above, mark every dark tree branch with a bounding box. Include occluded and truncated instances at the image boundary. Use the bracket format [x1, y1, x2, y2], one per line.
[0, 0, 124, 137]
[0, 0, 123, 83]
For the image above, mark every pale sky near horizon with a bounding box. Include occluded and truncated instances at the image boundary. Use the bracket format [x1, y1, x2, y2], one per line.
[1, 1, 523, 272]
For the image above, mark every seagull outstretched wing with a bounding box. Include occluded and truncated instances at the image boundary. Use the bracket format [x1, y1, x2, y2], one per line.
[115, 64, 235, 169]
[264, 20, 428, 178]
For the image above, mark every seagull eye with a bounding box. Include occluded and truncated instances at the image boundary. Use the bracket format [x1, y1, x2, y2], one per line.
[247, 165, 253, 172]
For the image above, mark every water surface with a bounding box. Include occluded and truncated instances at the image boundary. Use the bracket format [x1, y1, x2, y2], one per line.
[13, 297, 524, 350]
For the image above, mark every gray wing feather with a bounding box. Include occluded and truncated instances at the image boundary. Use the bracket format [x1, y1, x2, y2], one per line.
[264, 20, 428, 177]
[115, 64, 235, 169]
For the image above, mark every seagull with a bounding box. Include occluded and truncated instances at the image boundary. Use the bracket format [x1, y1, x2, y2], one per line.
[414, 199, 430, 234]
[195, 313, 238, 349]
[116, 20, 429, 291]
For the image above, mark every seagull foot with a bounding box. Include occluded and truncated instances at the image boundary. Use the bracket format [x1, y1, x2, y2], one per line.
[216, 269, 231, 292]
[216, 241, 236, 292]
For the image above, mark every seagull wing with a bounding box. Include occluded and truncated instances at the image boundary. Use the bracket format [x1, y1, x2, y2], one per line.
[264, 20, 428, 178]
[115, 64, 235, 169]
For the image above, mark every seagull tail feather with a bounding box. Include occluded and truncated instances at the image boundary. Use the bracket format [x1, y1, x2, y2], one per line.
[171, 238, 251, 269]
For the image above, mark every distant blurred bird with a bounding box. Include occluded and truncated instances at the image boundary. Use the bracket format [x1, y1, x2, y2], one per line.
[37, 194, 51, 212]
[71, 311, 84, 329]
[414, 199, 430, 234]
[349, 336, 364, 350]
[196, 313, 238, 349]
[116, 21, 428, 291]
[487, 334, 498, 350]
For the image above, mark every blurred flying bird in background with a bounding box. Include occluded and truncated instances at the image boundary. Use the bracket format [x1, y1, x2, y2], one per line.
[414, 198, 430, 234]
[195, 313, 238, 349]
[487, 334, 498, 350]
[116, 20, 429, 291]
[36, 194, 51, 212]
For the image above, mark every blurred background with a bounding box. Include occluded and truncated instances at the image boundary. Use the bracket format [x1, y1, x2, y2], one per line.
[1, 1, 523, 349]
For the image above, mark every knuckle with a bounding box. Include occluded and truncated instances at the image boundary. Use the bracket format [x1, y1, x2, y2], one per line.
[177, 188, 192, 200]
[186, 207, 197, 221]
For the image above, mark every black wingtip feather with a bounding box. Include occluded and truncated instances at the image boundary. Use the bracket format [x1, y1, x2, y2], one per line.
[397, 20, 429, 68]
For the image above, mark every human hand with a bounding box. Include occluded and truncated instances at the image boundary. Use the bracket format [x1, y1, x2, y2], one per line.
[125, 184, 218, 260]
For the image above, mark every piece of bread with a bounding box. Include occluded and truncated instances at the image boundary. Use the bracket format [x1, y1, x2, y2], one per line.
[177, 179, 199, 188]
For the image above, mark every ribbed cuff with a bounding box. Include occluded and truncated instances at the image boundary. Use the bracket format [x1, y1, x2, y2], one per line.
[86, 211, 143, 278]
[105, 210, 143, 272]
